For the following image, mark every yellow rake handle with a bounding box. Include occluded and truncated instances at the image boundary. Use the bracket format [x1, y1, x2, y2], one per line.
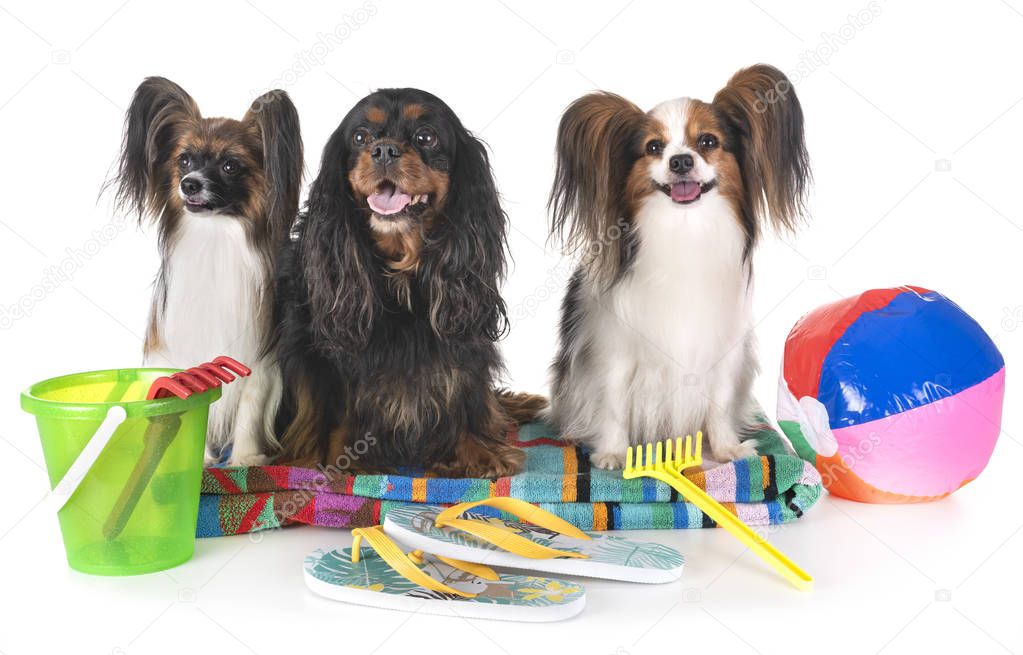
[675, 472, 810, 589]
[669, 472, 812, 591]
[433, 497, 591, 560]
[625, 434, 812, 591]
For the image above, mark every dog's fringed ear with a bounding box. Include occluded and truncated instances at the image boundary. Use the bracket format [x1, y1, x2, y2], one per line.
[549, 92, 647, 286]
[712, 64, 810, 232]
[301, 125, 379, 353]
[421, 129, 509, 341]
[245, 90, 303, 246]
[111, 77, 199, 221]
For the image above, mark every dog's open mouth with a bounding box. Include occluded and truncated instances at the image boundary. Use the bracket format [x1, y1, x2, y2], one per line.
[183, 196, 213, 212]
[367, 181, 430, 217]
[656, 178, 717, 204]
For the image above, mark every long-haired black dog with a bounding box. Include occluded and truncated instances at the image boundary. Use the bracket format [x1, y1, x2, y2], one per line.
[274, 88, 545, 477]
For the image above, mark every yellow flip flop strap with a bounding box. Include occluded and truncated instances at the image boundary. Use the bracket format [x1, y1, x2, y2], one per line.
[433, 498, 591, 560]
[351, 526, 479, 597]
[407, 549, 500, 581]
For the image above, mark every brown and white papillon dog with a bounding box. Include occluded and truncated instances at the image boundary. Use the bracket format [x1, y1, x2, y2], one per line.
[548, 64, 810, 469]
[112, 77, 303, 465]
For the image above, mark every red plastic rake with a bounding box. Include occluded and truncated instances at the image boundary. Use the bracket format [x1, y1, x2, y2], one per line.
[145, 356, 251, 400]
[103, 356, 251, 540]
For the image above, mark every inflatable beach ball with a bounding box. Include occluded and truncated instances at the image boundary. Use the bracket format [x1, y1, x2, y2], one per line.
[778, 286, 1004, 503]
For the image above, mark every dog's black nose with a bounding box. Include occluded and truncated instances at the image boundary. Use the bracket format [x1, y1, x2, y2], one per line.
[371, 142, 401, 166]
[669, 154, 694, 174]
[180, 177, 203, 195]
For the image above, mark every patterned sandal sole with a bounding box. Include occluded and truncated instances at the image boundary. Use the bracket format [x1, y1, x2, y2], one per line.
[384, 504, 684, 584]
[305, 547, 586, 623]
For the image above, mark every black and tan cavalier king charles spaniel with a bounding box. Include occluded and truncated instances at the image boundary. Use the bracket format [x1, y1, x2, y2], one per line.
[274, 88, 545, 477]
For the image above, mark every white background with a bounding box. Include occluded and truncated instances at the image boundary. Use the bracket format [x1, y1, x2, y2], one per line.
[2, 0, 1022, 653]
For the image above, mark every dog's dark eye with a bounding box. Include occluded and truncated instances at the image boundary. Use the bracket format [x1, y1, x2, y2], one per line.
[352, 129, 370, 148]
[697, 133, 719, 150]
[414, 127, 437, 149]
[646, 140, 664, 156]
[178, 154, 190, 169]
[222, 159, 240, 175]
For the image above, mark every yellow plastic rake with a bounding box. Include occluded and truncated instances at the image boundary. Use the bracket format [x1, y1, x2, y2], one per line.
[624, 432, 813, 591]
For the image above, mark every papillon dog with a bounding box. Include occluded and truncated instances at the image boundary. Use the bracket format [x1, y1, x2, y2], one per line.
[547, 64, 810, 468]
[112, 77, 303, 465]
[275, 88, 544, 477]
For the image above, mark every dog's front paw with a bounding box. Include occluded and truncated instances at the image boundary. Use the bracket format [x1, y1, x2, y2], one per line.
[434, 436, 525, 479]
[590, 451, 626, 470]
[204, 447, 221, 467]
[473, 453, 524, 480]
[713, 438, 759, 462]
[227, 453, 271, 467]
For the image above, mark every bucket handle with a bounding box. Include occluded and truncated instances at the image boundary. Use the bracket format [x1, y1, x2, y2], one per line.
[49, 405, 127, 513]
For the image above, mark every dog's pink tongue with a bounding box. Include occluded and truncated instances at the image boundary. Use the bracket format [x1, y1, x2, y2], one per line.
[671, 181, 702, 202]
[368, 186, 412, 215]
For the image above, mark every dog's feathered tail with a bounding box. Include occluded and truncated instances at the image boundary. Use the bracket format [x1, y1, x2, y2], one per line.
[496, 389, 549, 425]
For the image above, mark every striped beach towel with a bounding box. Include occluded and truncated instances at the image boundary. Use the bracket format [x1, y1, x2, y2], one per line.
[196, 420, 822, 537]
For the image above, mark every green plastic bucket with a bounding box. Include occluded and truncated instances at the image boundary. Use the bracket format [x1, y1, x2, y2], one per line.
[20, 368, 220, 575]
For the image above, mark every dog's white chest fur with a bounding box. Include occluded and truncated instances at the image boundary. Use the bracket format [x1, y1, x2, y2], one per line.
[553, 193, 759, 466]
[616, 193, 751, 360]
[152, 214, 265, 362]
[144, 213, 276, 459]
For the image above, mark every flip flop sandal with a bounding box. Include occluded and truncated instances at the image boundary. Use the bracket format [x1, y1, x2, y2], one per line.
[383, 498, 685, 584]
[304, 525, 586, 622]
